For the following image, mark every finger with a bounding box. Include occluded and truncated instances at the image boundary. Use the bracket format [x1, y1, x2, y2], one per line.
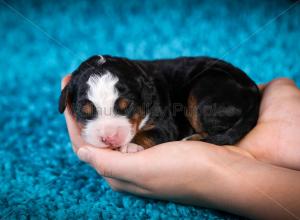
[77, 146, 143, 182]
[61, 75, 87, 152]
[261, 78, 298, 96]
[64, 106, 87, 152]
[270, 78, 296, 87]
[61, 74, 71, 89]
[105, 177, 150, 196]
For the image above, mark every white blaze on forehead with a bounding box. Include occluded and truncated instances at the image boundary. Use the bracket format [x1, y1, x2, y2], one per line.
[87, 71, 119, 115]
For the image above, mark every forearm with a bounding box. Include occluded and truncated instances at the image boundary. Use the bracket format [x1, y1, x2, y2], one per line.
[190, 147, 300, 220]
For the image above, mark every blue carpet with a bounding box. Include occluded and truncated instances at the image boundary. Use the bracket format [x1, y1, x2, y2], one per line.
[0, 0, 299, 219]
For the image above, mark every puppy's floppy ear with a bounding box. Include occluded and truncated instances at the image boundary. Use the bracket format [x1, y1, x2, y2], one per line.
[132, 62, 156, 108]
[138, 75, 156, 108]
[59, 83, 72, 113]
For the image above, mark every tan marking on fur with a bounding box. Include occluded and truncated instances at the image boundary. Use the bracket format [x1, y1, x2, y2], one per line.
[132, 132, 155, 149]
[129, 108, 156, 148]
[129, 112, 143, 133]
[186, 95, 204, 133]
[184, 133, 208, 141]
[118, 98, 130, 110]
[141, 121, 155, 131]
[82, 103, 93, 115]
[130, 111, 155, 134]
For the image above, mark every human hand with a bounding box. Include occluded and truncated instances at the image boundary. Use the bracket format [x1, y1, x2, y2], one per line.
[237, 78, 300, 170]
[61, 76, 300, 219]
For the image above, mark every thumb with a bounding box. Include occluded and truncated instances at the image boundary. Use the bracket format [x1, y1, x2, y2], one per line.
[77, 146, 141, 181]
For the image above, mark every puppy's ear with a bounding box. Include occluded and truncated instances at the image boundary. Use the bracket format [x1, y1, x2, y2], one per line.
[139, 76, 155, 107]
[132, 62, 156, 109]
[59, 84, 72, 113]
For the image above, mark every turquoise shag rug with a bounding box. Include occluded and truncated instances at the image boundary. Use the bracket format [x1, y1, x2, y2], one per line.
[0, 0, 299, 219]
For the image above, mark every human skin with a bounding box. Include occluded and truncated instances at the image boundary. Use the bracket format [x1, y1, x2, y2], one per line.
[61, 76, 300, 220]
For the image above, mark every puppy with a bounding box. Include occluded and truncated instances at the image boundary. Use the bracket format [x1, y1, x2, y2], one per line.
[59, 55, 260, 152]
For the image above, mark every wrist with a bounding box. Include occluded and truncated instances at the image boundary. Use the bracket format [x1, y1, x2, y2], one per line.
[189, 145, 254, 208]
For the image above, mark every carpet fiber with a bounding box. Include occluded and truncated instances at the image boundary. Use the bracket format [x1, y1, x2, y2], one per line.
[0, 0, 299, 219]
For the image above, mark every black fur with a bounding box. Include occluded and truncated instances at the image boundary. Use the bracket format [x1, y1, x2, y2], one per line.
[59, 55, 260, 146]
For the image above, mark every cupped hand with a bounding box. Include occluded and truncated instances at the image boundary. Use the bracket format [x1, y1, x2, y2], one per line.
[61, 76, 300, 200]
[237, 78, 300, 170]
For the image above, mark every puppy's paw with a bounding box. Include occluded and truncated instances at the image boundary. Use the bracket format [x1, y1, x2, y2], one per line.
[120, 143, 144, 153]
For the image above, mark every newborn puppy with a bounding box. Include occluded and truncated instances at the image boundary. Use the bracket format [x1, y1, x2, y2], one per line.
[59, 55, 260, 152]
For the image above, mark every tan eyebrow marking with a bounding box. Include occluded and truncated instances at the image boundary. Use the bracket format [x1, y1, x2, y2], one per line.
[118, 98, 130, 110]
[82, 102, 94, 115]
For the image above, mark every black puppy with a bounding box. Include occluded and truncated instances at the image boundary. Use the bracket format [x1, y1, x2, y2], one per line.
[59, 55, 260, 152]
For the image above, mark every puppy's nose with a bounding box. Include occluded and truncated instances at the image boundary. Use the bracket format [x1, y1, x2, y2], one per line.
[101, 135, 119, 146]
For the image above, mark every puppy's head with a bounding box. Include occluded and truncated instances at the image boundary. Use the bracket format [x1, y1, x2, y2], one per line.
[59, 55, 155, 148]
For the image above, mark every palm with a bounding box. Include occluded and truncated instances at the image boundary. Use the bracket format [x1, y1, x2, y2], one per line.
[238, 79, 300, 169]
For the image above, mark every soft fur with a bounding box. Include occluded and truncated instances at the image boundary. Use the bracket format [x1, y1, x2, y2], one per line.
[59, 55, 260, 149]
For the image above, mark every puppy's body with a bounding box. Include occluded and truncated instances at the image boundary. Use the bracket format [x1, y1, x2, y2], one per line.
[59, 55, 260, 150]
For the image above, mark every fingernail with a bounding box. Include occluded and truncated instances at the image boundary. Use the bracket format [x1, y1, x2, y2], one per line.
[77, 147, 90, 162]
